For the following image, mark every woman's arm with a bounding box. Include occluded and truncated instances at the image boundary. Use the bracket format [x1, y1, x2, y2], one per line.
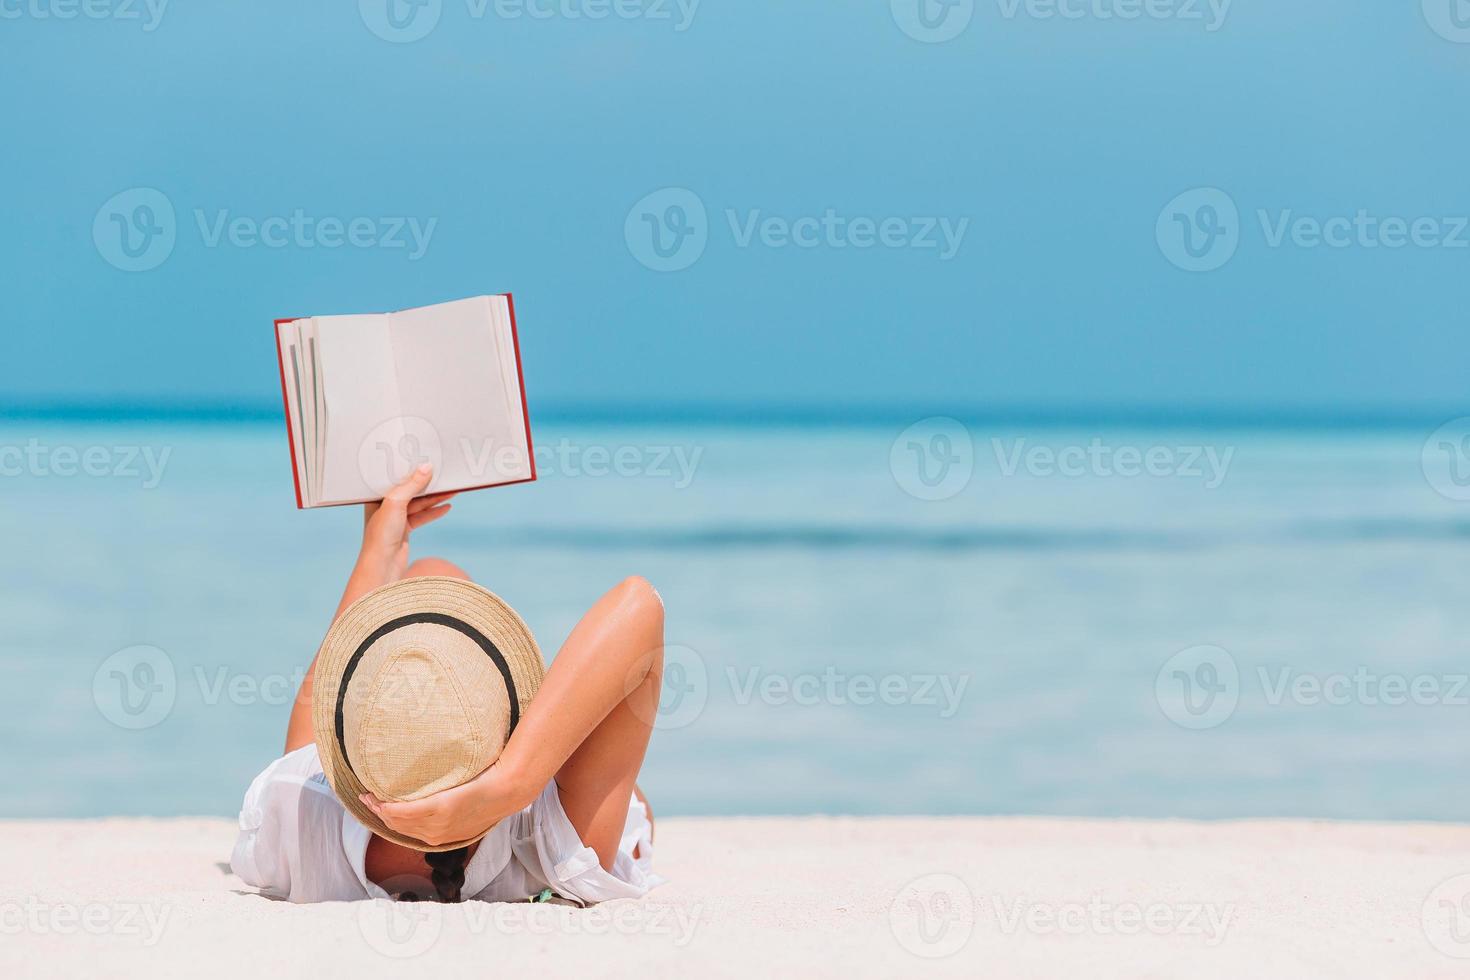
[282, 464, 456, 753]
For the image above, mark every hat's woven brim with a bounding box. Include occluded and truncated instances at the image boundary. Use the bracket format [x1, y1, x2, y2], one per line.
[311, 576, 545, 852]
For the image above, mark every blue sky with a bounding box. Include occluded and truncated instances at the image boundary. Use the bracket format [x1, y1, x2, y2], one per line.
[3, 1, 1466, 413]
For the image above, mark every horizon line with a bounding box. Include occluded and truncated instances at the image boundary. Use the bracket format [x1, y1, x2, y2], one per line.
[0, 400, 1463, 430]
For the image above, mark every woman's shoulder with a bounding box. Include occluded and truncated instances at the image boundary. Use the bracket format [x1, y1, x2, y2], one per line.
[245, 744, 325, 790]
[258, 743, 326, 782]
[239, 744, 332, 823]
[233, 742, 370, 902]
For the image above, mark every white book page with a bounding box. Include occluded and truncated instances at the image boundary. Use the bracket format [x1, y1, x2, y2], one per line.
[388, 295, 530, 492]
[315, 313, 404, 504]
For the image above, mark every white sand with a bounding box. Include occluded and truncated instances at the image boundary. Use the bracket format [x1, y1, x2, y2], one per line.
[3, 816, 1469, 978]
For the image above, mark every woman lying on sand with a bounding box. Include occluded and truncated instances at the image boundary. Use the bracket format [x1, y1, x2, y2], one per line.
[230, 463, 665, 904]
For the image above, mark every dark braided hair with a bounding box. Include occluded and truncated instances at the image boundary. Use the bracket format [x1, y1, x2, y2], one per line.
[425, 846, 470, 903]
[398, 846, 470, 903]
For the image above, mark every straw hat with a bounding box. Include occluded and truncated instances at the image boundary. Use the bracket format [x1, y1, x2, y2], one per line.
[311, 576, 545, 851]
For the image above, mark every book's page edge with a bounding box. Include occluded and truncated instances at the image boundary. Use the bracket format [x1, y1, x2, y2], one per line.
[503, 292, 537, 483]
[481, 296, 528, 482]
[307, 319, 325, 505]
[315, 474, 536, 508]
[300, 319, 319, 507]
[292, 324, 315, 504]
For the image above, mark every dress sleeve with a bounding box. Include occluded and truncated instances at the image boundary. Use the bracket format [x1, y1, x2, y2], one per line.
[229, 746, 323, 897]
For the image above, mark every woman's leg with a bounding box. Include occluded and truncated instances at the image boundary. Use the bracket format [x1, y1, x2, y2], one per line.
[358, 572, 664, 863]
[409, 564, 661, 863]
[550, 577, 664, 868]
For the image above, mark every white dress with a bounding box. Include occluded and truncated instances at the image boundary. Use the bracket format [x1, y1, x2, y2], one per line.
[230, 745, 662, 904]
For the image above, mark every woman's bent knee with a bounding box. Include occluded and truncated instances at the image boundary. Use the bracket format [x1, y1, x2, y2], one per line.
[616, 576, 663, 615]
[404, 557, 471, 581]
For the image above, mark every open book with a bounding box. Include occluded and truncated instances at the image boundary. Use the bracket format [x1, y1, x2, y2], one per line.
[274, 294, 535, 509]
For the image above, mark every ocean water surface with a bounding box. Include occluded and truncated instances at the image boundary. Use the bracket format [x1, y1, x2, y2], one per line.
[3, 418, 1468, 821]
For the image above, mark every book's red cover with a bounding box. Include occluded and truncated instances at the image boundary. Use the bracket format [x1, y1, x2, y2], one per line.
[273, 317, 304, 509]
[274, 294, 536, 509]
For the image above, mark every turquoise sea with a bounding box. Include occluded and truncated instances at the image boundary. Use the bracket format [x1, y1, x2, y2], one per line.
[4, 416, 1469, 821]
